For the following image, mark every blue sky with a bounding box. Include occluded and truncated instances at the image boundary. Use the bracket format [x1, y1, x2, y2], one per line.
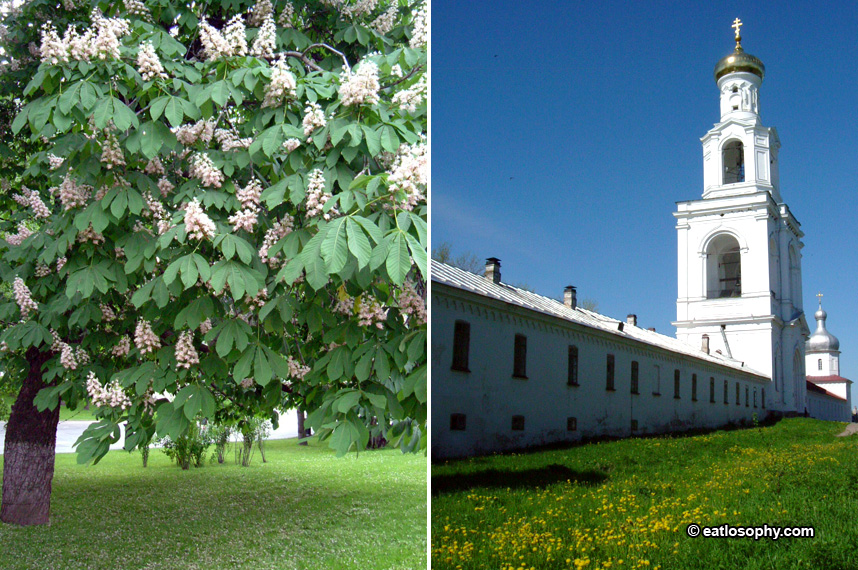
[430, 1, 858, 402]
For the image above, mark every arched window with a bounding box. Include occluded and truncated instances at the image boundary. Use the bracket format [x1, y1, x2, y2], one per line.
[706, 234, 742, 299]
[723, 140, 745, 184]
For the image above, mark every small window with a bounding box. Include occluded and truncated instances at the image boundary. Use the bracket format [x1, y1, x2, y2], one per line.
[630, 361, 639, 394]
[631, 419, 638, 431]
[606, 354, 615, 391]
[567, 345, 579, 386]
[736, 382, 741, 406]
[511, 415, 525, 431]
[818, 359, 823, 371]
[762, 388, 766, 409]
[652, 364, 661, 396]
[732, 86, 739, 93]
[674, 369, 681, 399]
[710, 377, 715, 403]
[567, 417, 577, 431]
[450, 414, 466, 431]
[692, 374, 698, 401]
[746, 386, 749, 407]
[451, 320, 470, 372]
[724, 380, 729, 404]
[513, 334, 527, 378]
[753, 389, 757, 408]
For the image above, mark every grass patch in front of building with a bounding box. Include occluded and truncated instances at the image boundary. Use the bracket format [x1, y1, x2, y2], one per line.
[432, 418, 858, 570]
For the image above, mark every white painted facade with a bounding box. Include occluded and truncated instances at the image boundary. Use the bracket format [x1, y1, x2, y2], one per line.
[674, 41, 810, 414]
[431, 262, 770, 459]
[804, 301, 852, 421]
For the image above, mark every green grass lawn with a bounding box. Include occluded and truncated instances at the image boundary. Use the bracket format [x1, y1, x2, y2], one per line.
[0, 438, 426, 570]
[432, 418, 858, 570]
[1, 396, 99, 422]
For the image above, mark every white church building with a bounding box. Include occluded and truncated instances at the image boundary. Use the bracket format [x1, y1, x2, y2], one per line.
[431, 22, 852, 459]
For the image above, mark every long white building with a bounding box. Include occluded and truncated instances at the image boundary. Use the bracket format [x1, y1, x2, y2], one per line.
[431, 22, 851, 459]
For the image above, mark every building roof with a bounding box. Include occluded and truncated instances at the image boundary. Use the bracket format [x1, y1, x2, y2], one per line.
[806, 380, 847, 402]
[806, 375, 853, 385]
[432, 260, 768, 378]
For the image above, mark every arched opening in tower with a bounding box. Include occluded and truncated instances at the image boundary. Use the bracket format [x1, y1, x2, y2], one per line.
[722, 140, 745, 184]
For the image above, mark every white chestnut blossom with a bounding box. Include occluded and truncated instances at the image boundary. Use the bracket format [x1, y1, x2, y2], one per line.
[175, 330, 199, 369]
[259, 216, 294, 267]
[398, 281, 426, 325]
[199, 18, 233, 61]
[174, 119, 215, 145]
[305, 169, 338, 220]
[387, 141, 426, 211]
[60, 343, 78, 370]
[277, 2, 295, 27]
[57, 174, 92, 210]
[77, 225, 105, 244]
[100, 303, 116, 322]
[136, 41, 167, 81]
[215, 129, 253, 151]
[251, 14, 276, 58]
[144, 157, 165, 175]
[228, 208, 258, 232]
[223, 15, 248, 57]
[199, 319, 213, 335]
[283, 138, 301, 152]
[39, 23, 68, 64]
[124, 0, 152, 19]
[262, 56, 297, 107]
[410, 3, 427, 48]
[392, 75, 427, 113]
[249, 0, 274, 26]
[35, 263, 52, 277]
[302, 101, 327, 136]
[370, 5, 398, 34]
[134, 319, 161, 355]
[287, 355, 310, 381]
[111, 336, 131, 357]
[6, 222, 33, 246]
[183, 197, 217, 240]
[236, 178, 262, 209]
[86, 371, 131, 410]
[189, 153, 224, 188]
[100, 132, 126, 169]
[157, 177, 174, 197]
[339, 60, 381, 106]
[48, 154, 64, 170]
[57, 257, 67, 272]
[28, 189, 51, 219]
[13, 277, 38, 318]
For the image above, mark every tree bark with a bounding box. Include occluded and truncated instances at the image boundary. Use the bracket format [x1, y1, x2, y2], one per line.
[297, 409, 305, 438]
[1, 349, 59, 526]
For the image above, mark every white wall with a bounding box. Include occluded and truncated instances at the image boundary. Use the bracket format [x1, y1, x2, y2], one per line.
[432, 286, 772, 459]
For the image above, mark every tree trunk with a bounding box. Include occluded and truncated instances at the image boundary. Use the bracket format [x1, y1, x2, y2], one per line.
[1, 349, 59, 526]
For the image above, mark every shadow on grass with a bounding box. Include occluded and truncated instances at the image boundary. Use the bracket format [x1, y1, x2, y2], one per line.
[432, 463, 607, 495]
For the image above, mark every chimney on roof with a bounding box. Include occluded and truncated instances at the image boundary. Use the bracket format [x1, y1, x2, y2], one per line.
[626, 314, 637, 327]
[564, 286, 577, 309]
[618, 322, 625, 332]
[647, 327, 656, 332]
[702, 334, 710, 354]
[485, 257, 501, 284]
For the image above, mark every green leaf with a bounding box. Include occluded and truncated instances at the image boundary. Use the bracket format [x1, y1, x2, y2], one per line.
[386, 232, 411, 285]
[405, 233, 427, 278]
[380, 125, 400, 153]
[150, 96, 169, 120]
[375, 347, 390, 380]
[320, 218, 348, 273]
[362, 125, 381, 156]
[336, 390, 361, 414]
[211, 80, 230, 107]
[346, 218, 372, 268]
[164, 97, 185, 128]
[254, 346, 273, 386]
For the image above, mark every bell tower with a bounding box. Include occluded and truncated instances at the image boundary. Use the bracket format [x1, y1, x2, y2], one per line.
[674, 20, 809, 413]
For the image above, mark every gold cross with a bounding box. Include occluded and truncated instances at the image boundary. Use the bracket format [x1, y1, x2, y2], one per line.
[817, 292, 823, 305]
[732, 18, 743, 40]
